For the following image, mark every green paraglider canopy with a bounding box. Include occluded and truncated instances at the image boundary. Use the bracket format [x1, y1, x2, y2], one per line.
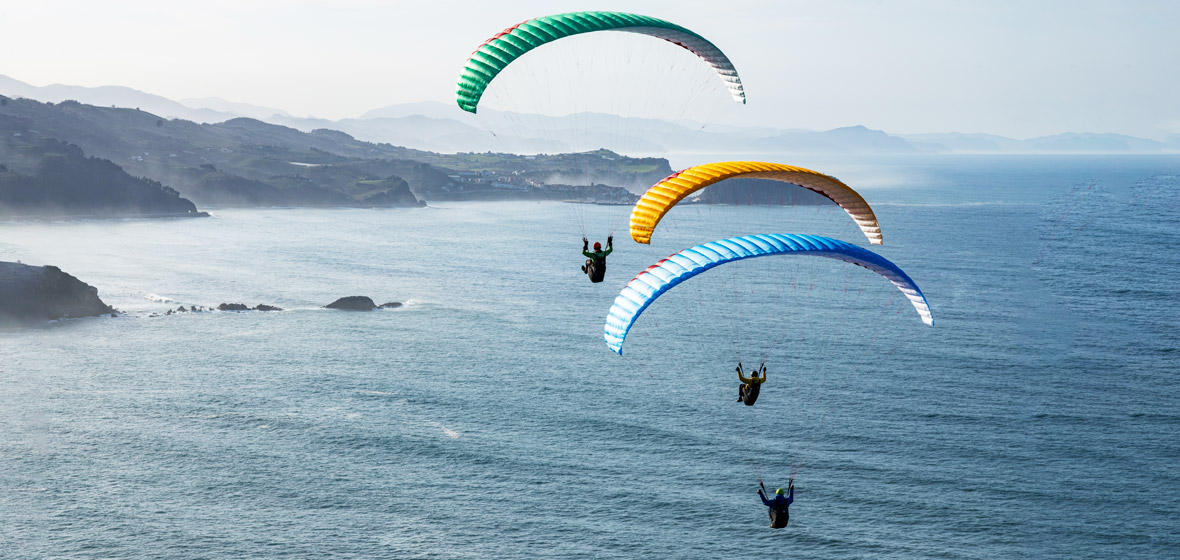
[456, 11, 745, 113]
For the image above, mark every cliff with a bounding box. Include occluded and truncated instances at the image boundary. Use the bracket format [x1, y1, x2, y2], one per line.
[0, 261, 114, 325]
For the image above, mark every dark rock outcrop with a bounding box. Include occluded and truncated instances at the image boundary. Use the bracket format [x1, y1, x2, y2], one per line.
[325, 296, 377, 311]
[0, 261, 113, 325]
[379, 302, 403, 309]
[183, 302, 280, 313]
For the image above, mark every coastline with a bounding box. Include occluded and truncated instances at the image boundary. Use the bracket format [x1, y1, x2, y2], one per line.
[0, 211, 211, 223]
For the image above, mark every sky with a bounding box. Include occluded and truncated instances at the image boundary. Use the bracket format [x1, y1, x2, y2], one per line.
[1, 0, 1177, 139]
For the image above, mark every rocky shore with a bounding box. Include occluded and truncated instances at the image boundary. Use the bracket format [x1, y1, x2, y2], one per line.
[1, 264, 407, 325]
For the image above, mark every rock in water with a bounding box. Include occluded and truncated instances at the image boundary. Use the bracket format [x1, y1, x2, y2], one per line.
[217, 303, 250, 311]
[0, 261, 113, 325]
[253, 304, 282, 311]
[325, 296, 377, 311]
[379, 302, 403, 309]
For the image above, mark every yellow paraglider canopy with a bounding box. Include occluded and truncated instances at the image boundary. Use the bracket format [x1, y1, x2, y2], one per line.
[629, 161, 883, 245]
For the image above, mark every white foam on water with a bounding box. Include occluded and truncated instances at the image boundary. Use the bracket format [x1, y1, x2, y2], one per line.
[425, 420, 460, 439]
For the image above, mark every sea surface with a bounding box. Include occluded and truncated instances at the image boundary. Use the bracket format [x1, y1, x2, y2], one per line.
[2, 155, 1178, 559]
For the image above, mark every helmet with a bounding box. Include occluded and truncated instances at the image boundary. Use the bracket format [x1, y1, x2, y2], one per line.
[593, 242, 602, 250]
[775, 488, 785, 496]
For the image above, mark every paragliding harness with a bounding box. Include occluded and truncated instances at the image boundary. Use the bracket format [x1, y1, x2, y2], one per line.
[736, 362, 765, 406]
[739, 382, 761, 406]
[769, 503, 789, 528]
[761, 481, 791, 528]
[582, 237, 612, 283]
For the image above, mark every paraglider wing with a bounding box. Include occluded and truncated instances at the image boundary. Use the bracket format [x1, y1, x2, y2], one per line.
[603, 234, 932, 355]
[630, 162, 883, 245]
[456, 11, 745, 113]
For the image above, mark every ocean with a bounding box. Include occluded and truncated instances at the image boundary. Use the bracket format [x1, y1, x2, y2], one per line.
[1, 154, 1178, 558]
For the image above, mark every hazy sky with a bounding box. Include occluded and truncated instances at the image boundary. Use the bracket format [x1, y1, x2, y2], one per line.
[1, 0, 1177, 139]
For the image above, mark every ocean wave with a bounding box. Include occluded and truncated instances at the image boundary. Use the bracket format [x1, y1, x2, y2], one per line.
[425, 420, 460, 439]
[145, 293, 174, 303]
[379, 299, 424, 310]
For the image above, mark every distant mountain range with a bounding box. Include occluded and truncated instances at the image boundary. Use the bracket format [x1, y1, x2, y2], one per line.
[0, 92, 670, 217]
[4, 75, 1176, 156]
